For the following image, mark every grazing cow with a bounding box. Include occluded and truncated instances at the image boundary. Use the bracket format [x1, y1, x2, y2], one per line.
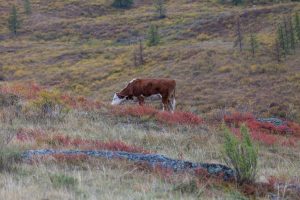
[111, 78, 176, 111]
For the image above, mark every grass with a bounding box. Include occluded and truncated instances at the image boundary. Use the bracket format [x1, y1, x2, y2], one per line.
[1, 0, 300, 199]
[0, 84, 299, 199]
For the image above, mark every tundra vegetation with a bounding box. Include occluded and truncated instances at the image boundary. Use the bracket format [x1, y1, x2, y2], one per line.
[0, 0, 300, 199]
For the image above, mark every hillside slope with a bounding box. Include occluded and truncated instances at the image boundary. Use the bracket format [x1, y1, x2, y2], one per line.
[0, 0, 300, 121]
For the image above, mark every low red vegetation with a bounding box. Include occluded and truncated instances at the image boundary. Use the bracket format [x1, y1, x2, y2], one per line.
[112, 105, 158, 117]
[0, 83, 101, 111]
[224, 112, 300, 136]
[194, 168, 224, 182]
[224, 112, 300, 147]
[156, 111, 203, 125]
[224, 112, 255, 126]
[16, 128, 150, 154]
[0, 82, 41, 100]
[250, 130, 279, 146]
[60, 94, 102, 110]
[153, 165, 175, 182]
[112, 105, 203, 126]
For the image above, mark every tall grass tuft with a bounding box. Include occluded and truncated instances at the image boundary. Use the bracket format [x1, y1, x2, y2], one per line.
[223, 124, 258, 185]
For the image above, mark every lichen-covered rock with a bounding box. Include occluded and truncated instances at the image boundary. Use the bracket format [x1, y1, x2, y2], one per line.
[22, 149, 235, 180]
[257, 117, 285, 126]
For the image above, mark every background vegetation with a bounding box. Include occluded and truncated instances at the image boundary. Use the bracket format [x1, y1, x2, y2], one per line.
[1, 0, 300, 199]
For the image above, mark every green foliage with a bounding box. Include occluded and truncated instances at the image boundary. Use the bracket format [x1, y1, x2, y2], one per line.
[112, 0, 133, 8]
[0, 93, 20, 107]
[147, 24, 160, 46]
[223, 124, 258, 185]
[154, 0, 166, 19]
[249, 33, 259, 58]
[277, 24, 286, 57]
[232, 0, 244, 5]
[24, 0, 32, 15]
[8, 5, 20, 36]
[276, 15, 299, 61]
[50, 174, 78, 189]
[295, 12, 300, 42]
[30, 90, 69, 118]
[0, 147, 21, 172]
[290, 18, 296, 51]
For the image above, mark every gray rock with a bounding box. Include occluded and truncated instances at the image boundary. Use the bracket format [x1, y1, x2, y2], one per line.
[22, 149, 235, 180]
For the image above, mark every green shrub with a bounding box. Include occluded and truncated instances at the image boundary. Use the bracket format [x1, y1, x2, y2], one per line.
[24, 0, 32, 15]
[30, 90, 69, 118]
[50, 174, 78, 189]
[154, 0, 166, 19]
[112, 0, 133, 8]
[232, 0, 244, 5]
[0, 147, 21, 172]
[223, 124, 258, 185]
[8, 5, 20, 36]
[0, 93, 20, 107]
[147, 24, 160, 46]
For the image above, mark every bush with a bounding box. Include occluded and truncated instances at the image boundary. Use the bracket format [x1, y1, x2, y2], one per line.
[154, 0, 166, 19]
[49, 174, 78, 189]
[223, 124, 258, 185]
[112, 0, 133, 8]
[147, 24, 160, 46]
[24, 0, 31, 15]
[0, 128, 21, 172]
[30, 90, 69, 118]
[8, 5, 20, 36]
[0, 93, 20, 107]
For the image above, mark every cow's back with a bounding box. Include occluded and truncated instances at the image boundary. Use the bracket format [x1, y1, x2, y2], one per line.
[132, 78, 175, 97]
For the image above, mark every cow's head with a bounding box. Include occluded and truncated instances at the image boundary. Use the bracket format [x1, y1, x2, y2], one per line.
[111, 93, 126, 105]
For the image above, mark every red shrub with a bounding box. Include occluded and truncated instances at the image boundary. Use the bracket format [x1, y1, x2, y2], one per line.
[60, 94, 77, 108]
[224, 112, 255, 126]
[59, 94, 101, 110]
[0, 82, 41, 100]
[111, 105, 203, 126]
[75, 96, 101, 110]
[287, 122, 300, 137]
[112, 105, 158, 117]
[194, 168, 211, 180]
[224, 112, 300, 147]
[153, 165, 174, 181]
[156, 111, 203, 125]
[16, 130, 150, 154]
[281, 138, 297, 147]
[224, 112, 296, 136]
[16, 128, 45, 141]
[250, 131, 278, 146]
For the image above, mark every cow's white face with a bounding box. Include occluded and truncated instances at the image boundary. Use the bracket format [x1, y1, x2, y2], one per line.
[111, 93, 126, 105]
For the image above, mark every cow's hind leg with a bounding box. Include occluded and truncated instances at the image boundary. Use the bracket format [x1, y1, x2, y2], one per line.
[171, 98, 176, 112]
[162, 96, 169, 111]
[170, 89, 176, 112]
[167, 99, 173, 112]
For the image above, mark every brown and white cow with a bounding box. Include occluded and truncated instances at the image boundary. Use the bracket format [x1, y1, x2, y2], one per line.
[111, 78, 176, 111]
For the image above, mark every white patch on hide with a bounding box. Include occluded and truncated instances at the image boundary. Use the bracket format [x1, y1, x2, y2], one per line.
[129, 78, 136, 84]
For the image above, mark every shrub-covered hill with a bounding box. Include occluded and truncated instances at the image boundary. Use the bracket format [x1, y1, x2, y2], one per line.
[0, 0, 300, 121]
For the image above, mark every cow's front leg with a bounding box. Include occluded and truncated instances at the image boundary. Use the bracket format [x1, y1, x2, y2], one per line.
[137, 96, 145, 105]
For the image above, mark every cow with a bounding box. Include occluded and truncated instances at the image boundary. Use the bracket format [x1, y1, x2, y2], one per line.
[111, 78, 176, 111]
